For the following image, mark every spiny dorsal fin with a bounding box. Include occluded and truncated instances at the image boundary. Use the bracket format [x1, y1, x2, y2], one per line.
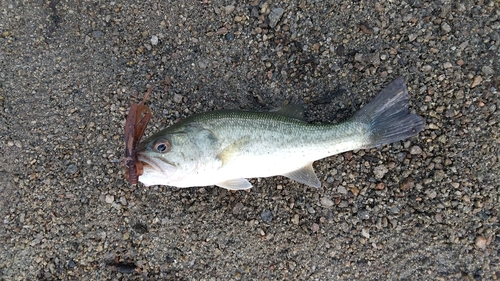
[282, 163, 321, 188]
[270, 104, 305, 120]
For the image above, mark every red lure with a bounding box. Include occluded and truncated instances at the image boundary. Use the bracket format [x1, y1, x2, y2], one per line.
[123, 88, 152, 184]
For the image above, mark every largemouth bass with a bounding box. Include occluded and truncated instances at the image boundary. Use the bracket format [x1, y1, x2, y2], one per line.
[135, 78, 425, 190]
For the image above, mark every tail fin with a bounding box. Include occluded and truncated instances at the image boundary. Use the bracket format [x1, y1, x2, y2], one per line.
[352, 77, 425, 148]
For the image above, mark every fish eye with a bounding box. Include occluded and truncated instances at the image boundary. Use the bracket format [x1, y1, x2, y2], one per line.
[153, 139, 171, 153]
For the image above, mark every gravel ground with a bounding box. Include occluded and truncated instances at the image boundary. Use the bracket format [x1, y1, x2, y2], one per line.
[1, 0, 499, 280]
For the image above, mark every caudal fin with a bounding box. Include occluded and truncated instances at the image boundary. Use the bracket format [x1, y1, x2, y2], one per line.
[352, 77, 425, 148]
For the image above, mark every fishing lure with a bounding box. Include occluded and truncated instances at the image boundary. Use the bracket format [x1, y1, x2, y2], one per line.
[123, 88, 152, 184]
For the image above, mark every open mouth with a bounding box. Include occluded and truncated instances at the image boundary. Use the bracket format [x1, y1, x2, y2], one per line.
[137, 153, 177, 177]
[137, 154, 161, 173]
[135, 153, 179, 186]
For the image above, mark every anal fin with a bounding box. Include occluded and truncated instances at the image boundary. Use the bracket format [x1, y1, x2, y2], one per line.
[217, 178, 253, 190]
[282, 163, 321, 188]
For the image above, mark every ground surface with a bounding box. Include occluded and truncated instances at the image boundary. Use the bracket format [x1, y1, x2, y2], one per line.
[1, 0, 499, 280]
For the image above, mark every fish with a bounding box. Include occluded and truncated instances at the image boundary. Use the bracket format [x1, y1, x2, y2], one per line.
[134, 77, 425, 190]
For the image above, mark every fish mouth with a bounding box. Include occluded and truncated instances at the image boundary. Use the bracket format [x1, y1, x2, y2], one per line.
[137, 153, 177, 177]
[138, 154, 163, 174]
[136, 153, 179, 187]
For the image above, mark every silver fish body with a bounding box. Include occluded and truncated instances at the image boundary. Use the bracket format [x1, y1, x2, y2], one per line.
[136, 78, 425, 190]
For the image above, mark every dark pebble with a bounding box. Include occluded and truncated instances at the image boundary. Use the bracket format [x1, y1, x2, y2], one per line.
[65, 164, 78, 175]
[261, 209, 273, 223]
[113, 262, 139, 274]
[225, 32, 234, 41]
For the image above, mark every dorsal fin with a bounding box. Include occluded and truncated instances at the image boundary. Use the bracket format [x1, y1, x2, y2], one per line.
[270, 104, 305, 120]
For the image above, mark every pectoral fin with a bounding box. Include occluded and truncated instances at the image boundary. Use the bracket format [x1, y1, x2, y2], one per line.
[283, 163, 321, 188]
[217, 137, 250, 166]
[217, 178, 253, 190]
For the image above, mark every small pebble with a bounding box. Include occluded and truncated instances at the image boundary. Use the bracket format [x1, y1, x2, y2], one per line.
[400, 177, 415, 191]
[373, 165, 388, 179]
[260, 2, 269, 14]
[397, 152, 407, 162]
[426, 189, 437, 199]
[421, 65, 433, 72]
[92, 30, 103, 38]
[428, 123, 440, 129]
[224, 5, 235, 14]
[123, 232, 130, 240]
[390, 206, 400, 214]
[441, 22, 451, 33]
[268, 8, 284, 28]
[434, 213, 443, 223]
[151, 35, 158, 45]
[105, 195, 114, 204]
[433, 170, 446, 182]
[410, 146, 423, 155]
[320, 197, 334, 208]
[233, 202, 244, 214]
[359, 23, 373, 34]
[198, 60, 209, 68]
[291, 214, 300, 225]
[261, 209, 273, 223]
[225, 32, 234, 41]
[475, 236, 487, 249]
[173, 94, 183, 104]
[257, 228, 265, 236]
[65, 164, 78, 175]
[481, 65, 494, 75]
[361, 228, 370, 238]
[470, 76, 482, 88]
[337, 185, 347, 194]
[311, 223, 320, 232]
[217, 27, 228, 35]
[349, 186, 360, 196]
[14, 140, 22, 148]
[306, 205, 316, 214]
[338, 201, 349, 208]
[354, 53, 363, 62]
[358, 211, 369, 220]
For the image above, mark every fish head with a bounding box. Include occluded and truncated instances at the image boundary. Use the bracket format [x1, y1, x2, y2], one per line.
[136, 129, 202, 187]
